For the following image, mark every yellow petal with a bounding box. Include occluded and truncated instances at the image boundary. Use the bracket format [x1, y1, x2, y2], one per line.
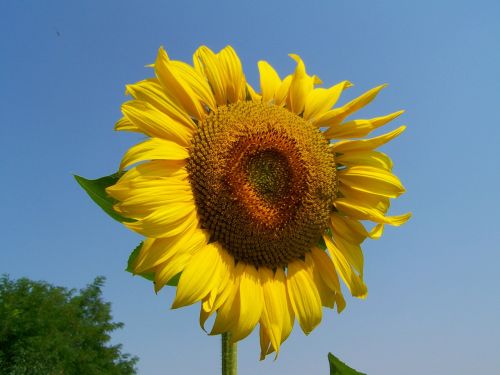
[231, 264, 263, 343]
[125, 208, 197, 238]
[331, 126, 406, 154]
[331, 234, 364, 277]
[119, 138, 189, 170]
[153, 232, 207, 292]
[209, 249, 233, 311]
[106, 162, 186, 202]
[368, 223, 385, 239]
[332, 213, 384, 242]
[132, 200, 194, 225]
[259, 325, 273, 361]
[286, 54, 315, 114]
[115, 117, 137, 132]
[111, 173, 192, 218]
[331, 213, 366, 245]
[246, 83, 261, 102]
[256, 269, 293, 360]
[339, 183, 390, 214]
[172, 59, 218, 110]
[113, 187, 193, 218]
[258, 61, 281, 103]
[316, 84, 387, 127]
[154, 47, 214, 119]
[194, 46, 227, 105]
[118, 175, 189, 190]
[336, 151, 393, 171]
[276, 268, 295, 343]
[120, 100, 193, 146]
[324, 110, 404, 139]
[339, 166, 405, 198]
[323, 235, 367, 298]
[274, 75, 292, 106]
[286, 260, 322, 334]
[305, 253, 335, 308]
[199, 296, 212, 332]
[211, 249, 236, 309]
[198, 247, 235, 332]
[304, 81, 352, 121]
[209, 287, 239, 335]
[154, 251, 191, 292]
[259, 267, 284, 354]
[172, 243, 223, 308]
[109, 180, 189, 206]
[310, 247, 341, 293]
[198, 248, 236, 331]
[115, 160, 187, 184]
[210, 263, 243, 335]
[218, 46, 247, 103]
[134, 226, 208, 274]
[334, 198, 412, 226]
[124, 79, 196, 130]
[335, 292, 346, 313]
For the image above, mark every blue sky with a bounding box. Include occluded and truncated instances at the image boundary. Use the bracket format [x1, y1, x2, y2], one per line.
[1, 0, 499, 374]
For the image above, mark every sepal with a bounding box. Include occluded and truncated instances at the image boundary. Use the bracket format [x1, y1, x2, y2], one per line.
[74, 173, 135, 223]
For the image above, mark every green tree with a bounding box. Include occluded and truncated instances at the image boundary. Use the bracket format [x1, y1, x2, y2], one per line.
[0, 276, 138, 375]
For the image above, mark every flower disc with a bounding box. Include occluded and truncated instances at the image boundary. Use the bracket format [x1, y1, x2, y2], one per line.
[187, 101, 337, 268]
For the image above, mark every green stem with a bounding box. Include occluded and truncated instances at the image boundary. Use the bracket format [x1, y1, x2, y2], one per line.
[221, 332, 237, 375]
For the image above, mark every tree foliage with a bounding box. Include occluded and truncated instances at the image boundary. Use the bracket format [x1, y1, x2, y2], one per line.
[0, 275, 138, 374]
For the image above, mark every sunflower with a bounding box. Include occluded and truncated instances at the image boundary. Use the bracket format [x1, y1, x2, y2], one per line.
[107, 45, 410, 359]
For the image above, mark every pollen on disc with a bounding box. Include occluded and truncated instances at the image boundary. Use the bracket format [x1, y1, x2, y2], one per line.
[187, 101, 336, 268]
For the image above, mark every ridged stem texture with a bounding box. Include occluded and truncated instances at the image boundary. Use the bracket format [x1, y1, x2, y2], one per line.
[222, 332, 237, 375]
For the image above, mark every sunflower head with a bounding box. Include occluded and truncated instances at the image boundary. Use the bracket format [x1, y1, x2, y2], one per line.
[107, 45, 410, 359]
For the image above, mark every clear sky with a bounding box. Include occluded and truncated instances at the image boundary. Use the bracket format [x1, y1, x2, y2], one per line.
[1, 1, 499, 374]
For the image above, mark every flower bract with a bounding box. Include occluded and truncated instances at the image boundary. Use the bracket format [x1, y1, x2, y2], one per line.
[107, 45, 410, 359]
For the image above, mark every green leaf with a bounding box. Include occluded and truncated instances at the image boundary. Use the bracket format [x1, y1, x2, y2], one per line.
[126, 242, 180, 286]
[74, 173, 135, 223]
[167, 273, 180, 287]
[317, 236, 327, 251]
[126, 242, 153, 280]
[328, 353, 367, 375]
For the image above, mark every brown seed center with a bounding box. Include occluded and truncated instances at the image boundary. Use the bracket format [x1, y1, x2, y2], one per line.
[187, 101, 336, 268]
